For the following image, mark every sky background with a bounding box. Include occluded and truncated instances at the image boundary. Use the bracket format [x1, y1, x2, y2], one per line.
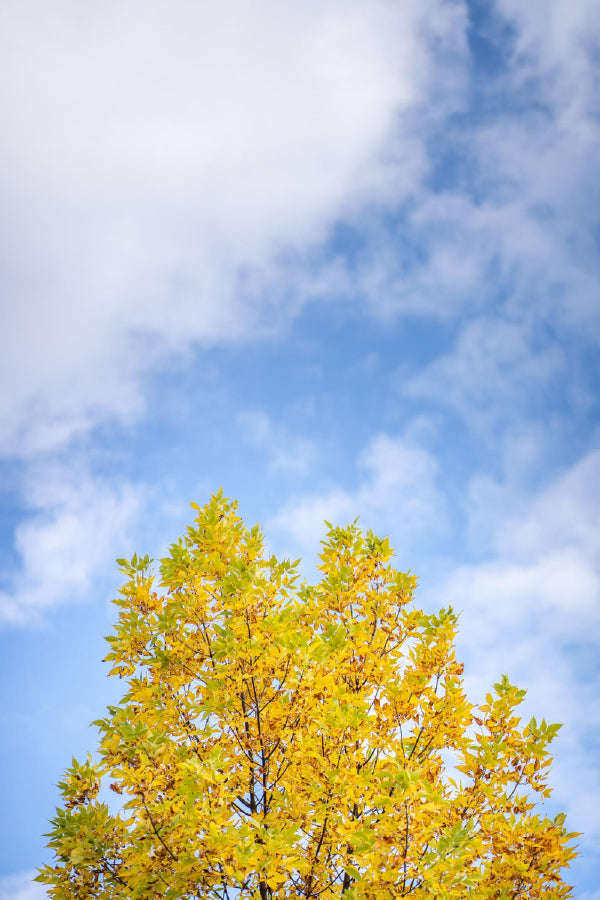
[0, 0, 599, 896]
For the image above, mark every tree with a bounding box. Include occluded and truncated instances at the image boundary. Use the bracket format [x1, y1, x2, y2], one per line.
[37, 492, 578, 899]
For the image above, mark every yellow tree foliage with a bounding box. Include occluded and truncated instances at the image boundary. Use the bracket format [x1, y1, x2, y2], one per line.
[37, 492, 578, 899]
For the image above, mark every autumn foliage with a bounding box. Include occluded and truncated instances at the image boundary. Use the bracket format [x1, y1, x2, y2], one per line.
[38, 492, 578, 898]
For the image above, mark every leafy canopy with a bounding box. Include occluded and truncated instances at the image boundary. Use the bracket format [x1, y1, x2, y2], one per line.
[38, 491, 578, 899]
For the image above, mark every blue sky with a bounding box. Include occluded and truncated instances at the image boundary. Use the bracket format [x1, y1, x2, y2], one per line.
[0, 0, 599, 896]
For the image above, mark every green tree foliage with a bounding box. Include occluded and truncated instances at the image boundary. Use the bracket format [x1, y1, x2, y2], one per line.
[37, 492, 578, 898]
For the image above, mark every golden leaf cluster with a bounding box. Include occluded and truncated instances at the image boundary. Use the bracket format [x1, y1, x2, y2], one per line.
[37, 492, 578, 899]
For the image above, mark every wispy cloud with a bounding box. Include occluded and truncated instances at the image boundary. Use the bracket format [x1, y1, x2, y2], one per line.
[0, 871, 46, 900]
[268, 430, 444, 560]
[432, 449, 600, 841]
[236, 411, 318, 475]
[340, 0, 600, 337]
[0, 462, 142, 624]
[404, 317, 567, 431]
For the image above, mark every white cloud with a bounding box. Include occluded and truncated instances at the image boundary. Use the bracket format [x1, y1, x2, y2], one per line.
[0, 871, 46, 900]
[268, 430, 444, 559]
[0, 462, 142, 625]
[0, 0, 458, 456]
